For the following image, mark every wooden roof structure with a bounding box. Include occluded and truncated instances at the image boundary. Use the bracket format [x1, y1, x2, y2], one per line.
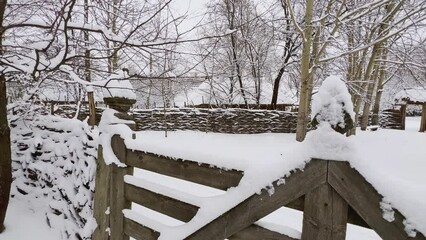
[395, 88, 426, 132]
[93, 135, 426, 240]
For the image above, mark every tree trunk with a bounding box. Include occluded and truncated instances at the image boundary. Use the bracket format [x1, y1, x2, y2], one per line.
[0, 0, 11, 232]
[271, 67, 285, 109]
[295, 0, 314, 142]
[0, 76, 11, 233]
[84, 0, 96, 127]
[360, 51, 381, 130]
[371, 64, 386, 126]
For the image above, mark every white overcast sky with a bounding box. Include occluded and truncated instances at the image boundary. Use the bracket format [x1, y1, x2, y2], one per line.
[171, 0, 209, 36]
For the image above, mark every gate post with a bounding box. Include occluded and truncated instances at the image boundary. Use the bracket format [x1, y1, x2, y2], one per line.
[301, 183, 348, 240]
[110, 135, 133, 240]
[92, 97, 135, 240]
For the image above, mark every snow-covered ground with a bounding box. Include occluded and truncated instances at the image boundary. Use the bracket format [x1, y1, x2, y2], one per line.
[0, 199, 61, 240]
[406, 116, 422, 132]
[2, 116, 425, 239]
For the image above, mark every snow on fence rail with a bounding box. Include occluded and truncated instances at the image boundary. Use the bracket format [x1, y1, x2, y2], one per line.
[93, 133, 426, 240]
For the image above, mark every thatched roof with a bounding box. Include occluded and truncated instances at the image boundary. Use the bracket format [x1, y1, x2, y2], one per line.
[395, 87, 426, 104]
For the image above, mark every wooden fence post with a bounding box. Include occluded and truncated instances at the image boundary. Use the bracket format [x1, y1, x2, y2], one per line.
[400, 104, 407, 130]
[92, 145, 111, 240]
[92, 97, 135, 240]
[301, 182, 348, 240]
[110, 135, 133, 240]
[420, 103, 426, 132]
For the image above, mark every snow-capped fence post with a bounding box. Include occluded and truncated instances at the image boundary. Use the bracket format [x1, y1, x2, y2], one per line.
[93, 96, 135, 240]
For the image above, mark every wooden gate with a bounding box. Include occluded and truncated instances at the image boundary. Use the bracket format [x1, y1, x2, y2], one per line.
[91, 135, 426, 240]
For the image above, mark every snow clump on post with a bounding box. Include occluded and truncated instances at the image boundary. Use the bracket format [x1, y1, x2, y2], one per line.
[102, 69, 137, 112]
[311, 75, 355, 134]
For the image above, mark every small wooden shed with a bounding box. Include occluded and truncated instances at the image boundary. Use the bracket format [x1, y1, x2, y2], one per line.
[395, 87, 426, 132]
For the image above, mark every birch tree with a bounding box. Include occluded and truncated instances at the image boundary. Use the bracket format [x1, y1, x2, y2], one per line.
[287, 0, 426, 141]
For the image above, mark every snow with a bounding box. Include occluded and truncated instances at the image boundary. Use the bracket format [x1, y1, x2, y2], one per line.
[5, 111, 426, 239]
[311, 75, 355, 127]
[0, 199, 61, 240]
[395, 87, 426, 103]
[102, 70, 137, 100]
[98, 108, 135, 166]
[109, 123, 424, 239]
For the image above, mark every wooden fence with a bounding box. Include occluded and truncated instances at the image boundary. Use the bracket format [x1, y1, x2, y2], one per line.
[92, 134, 426, 240]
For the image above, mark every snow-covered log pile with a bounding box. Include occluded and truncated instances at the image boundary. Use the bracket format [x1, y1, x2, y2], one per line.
[10, 115, 97, 240]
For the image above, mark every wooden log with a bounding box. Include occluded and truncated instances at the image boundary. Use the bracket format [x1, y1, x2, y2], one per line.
[127, 150, 243, 191]
[301, 183, 348, 240]
[229, 225, 297, 240]
[110, 135, 133, 240]
[328, 161, 426, 240]
[420, 103, 426, 132]
[124, 183, 199, 222]
[123, 218, 160, 240]
[186, 160, 328, 240]
[92, 145, 111, 240]
[400, 104, 407, 130]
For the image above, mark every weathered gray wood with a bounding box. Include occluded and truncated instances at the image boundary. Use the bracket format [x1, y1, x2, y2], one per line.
[92, 145, 111, 240]
[420, 103, 426, 132]
[229, 225, 297, 240]
[301, 183, 348, 240]
[124, 183, 199, 222]
[285, 196, 369, 228]
[400, 104, 407, 130]
[110, 135, 133, 240]
[127, 150, 243, 190]
[123, 218, 160, 240]
[186, 160, 328, 240]
[328, 161, 426, 240]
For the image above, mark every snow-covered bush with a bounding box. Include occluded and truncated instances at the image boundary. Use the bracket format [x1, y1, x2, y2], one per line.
[311, 75, 355, 134]
[11, 115, 98, 240]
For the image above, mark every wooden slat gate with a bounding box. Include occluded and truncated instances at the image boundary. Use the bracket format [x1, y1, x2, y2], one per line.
[92, 135, 426, 240]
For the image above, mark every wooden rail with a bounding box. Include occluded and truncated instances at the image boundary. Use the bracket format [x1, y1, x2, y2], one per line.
[92, 135, 426, 240]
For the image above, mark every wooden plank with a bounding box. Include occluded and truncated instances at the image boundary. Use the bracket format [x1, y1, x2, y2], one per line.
[125, 183, 199, 222]
[301, 183, 348, 240]
[186, 160, 328, 240]
[284, 196, 369, 228]
[229, 225, 297, 240]
[420, 103, 426, 132]
[110, 135, 133, 240]
[400, 104, 407, 130]
[123, 218, 160, 240]
[328, 161, 426, 240]
[92, 145, 111, 240]
[127, 150, 243, 190]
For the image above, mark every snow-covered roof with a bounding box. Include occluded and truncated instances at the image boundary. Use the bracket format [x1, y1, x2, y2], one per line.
[395, 87, 426, 104]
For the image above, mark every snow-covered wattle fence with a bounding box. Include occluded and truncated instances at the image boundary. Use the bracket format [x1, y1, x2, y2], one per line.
[54, 107, 300, 134]
[53, 106, 405, 133]
[10, 115, 98, 240]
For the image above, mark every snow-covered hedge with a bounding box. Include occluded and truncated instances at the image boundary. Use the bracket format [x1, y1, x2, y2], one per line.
[10, 115, 97, 240]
